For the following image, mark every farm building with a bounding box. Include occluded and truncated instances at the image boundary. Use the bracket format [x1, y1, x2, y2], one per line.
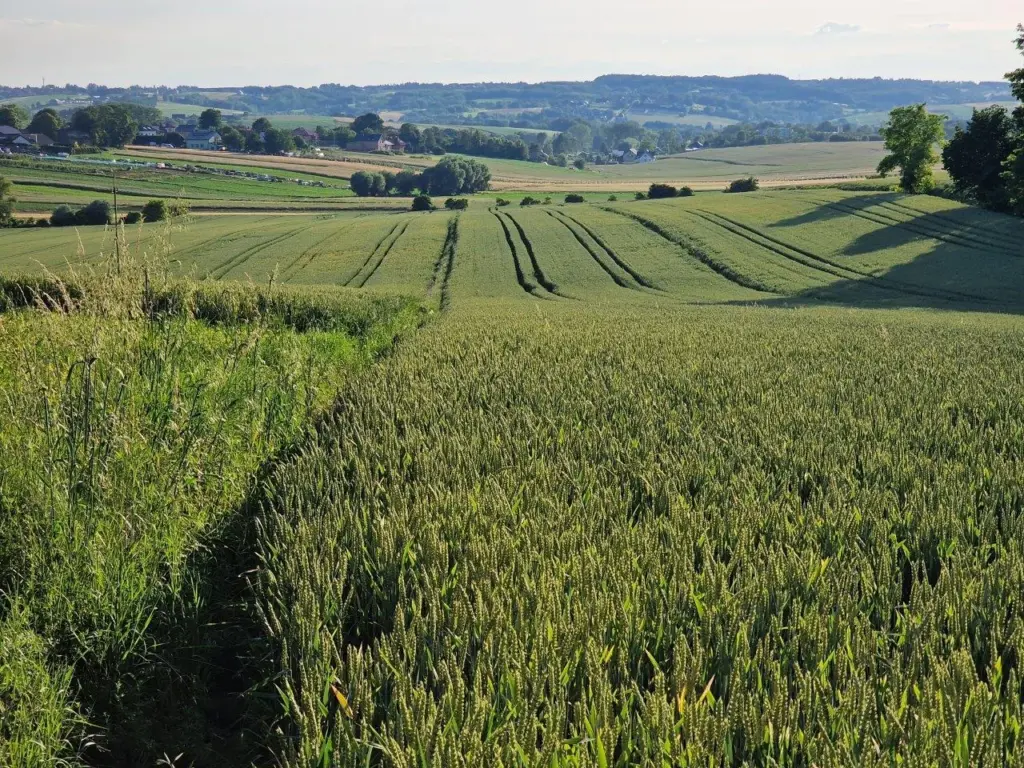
[292, 127, 319, 144]
[185, 131, 222, 150]
[346, 134, 405, 153]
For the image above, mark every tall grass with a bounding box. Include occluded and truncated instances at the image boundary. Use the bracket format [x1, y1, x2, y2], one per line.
[0, 220, 421, 765]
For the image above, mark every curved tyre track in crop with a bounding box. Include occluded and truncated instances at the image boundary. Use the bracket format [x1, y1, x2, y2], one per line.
[500, 212, 567, 298]
[554, 209, 661, 290]
[428, 215, 459, 310]
[544, 211, 635, 290]
[353, 220, 412, 288]
[492, 212, 543, 298]
[811, 198, 1016, 257]
[342, 219, 405, 287]
[208, 226, 306, 280]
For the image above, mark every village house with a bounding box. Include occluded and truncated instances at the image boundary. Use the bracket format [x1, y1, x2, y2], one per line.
[291, 127, 319, 144]
[0, 126, 32, 148]
[185, 131, 222, 150]
[345, 134, 404, 153]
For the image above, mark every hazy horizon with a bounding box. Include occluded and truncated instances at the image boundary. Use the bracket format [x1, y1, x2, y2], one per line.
[1, 0, 1020, 89]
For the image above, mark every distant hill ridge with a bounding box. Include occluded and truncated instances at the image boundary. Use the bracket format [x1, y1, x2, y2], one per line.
[1, 75, 1013, 126]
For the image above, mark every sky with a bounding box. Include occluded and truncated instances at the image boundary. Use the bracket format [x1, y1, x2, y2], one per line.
[0, 0, 1021, 88]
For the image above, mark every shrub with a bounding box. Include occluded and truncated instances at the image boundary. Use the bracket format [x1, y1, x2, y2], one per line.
[678, 186, 695, 197]
[634, 192, 647, 200]
[647, 183, 678, 199]
[167, 200, 190, 218]
[124, 211, 143, 224]
[726, 177, 760, 193]
[495, 198, 511, 207]
[573, 159, 585, 170]
[50, 205, 77, 227]
[75, 200, 112, 226]
[142, 199, 168, 223]
[411, 195, 434, 211]
[564, 194, 585, 203]
[520, 197, 541, 207]
[608, 195, 618, 202]
[444, 198, 469, 210]
[543, 197, 552, 205]
[35, 218, 49, 227]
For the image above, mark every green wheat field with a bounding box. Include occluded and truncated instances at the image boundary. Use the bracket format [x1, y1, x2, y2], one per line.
[2, 188, 1024, 766]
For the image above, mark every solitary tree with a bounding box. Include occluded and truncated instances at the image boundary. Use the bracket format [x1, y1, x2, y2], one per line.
[0, 104, 29, 129]
[877, 104, 946, 193]
[352, 113, 384, 136]
[198, 108, 223, 130]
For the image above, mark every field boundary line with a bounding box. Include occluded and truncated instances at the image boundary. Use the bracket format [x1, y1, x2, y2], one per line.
[600, 206, 776, 293]
[553, 209, 661, 290]
[543, 210, 635, 290]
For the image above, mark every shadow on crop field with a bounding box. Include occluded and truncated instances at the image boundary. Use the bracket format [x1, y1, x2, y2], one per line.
[749, 194, 1024, 314]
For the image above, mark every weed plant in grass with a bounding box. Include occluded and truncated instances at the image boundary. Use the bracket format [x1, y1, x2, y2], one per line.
[0, 234, 420, 765]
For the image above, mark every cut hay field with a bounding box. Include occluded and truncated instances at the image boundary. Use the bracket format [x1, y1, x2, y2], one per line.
[4, 187, 1024, 766]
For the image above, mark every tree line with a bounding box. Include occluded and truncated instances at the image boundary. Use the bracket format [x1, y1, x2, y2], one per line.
[349, 156, 491, 197]
[940, 25, 1024, 215]
[869, 24, 1024, 216]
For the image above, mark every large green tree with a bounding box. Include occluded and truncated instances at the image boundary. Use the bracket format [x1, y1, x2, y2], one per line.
[942, 106, 1015, 211]
[70, 105, 139, 147]
[251, 117, 273, 134]
[263, 128, 295, 155]
[1002, 24, 1024, 214]
[0, 104, 29, 129]
[26, 108, 62, 139]
[351, 113, 384, 136]
[198, 108, 223, 130]
[219, 125, 244, 151]
[877, 104, 946, 193]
